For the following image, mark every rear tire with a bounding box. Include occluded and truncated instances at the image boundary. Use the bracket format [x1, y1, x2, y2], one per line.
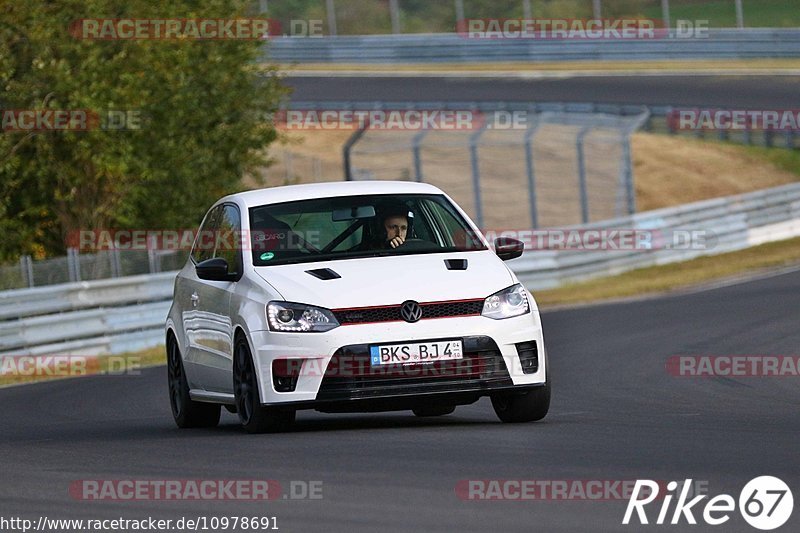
[491, 381, 550, 423]
[167, 335, 221, 428]
[412, 405, 456, 417]
[233, 335, 295, 434]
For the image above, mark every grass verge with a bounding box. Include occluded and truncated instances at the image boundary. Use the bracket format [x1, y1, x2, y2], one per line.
[0, 345, 165, 388]
[533, 236, 800, 308]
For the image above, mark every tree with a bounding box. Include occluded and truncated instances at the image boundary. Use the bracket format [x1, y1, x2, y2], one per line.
[0, 0, 287, 260]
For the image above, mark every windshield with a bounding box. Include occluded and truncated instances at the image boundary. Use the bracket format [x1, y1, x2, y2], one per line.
[249, 193, 486, 266]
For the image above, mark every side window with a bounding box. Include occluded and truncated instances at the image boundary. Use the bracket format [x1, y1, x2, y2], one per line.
[423, 199, 484, 250]
[191, 206, 222, 264]
[407, 201, 434, 242]
[215, 205, 242, 277]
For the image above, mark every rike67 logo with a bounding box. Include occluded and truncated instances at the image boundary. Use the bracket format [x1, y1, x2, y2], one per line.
[623, 477, 793, 530]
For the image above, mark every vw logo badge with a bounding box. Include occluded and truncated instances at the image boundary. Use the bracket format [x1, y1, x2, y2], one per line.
[400, 300, 422, 323]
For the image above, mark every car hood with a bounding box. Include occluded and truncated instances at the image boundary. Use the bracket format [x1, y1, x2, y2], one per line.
[254, 251, 514, 309]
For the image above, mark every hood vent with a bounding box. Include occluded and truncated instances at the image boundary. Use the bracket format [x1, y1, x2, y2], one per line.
[444, 259, 468, 271]
[305, 268, 341, 280]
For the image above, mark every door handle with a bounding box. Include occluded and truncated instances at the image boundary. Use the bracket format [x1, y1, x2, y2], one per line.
[191, 292, 200, 307]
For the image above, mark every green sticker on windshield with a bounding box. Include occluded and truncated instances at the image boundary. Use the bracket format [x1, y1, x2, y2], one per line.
[260, 252, 275, 261]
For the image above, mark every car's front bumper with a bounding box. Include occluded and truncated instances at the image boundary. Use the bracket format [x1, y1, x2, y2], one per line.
[248, 311, 547, 407]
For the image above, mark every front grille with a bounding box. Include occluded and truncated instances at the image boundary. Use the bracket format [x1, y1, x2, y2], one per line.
[332, 299, 484, 325]
[316, 336, 512, 401]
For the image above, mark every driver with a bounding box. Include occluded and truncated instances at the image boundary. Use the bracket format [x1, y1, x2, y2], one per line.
[383, 211, 408, 249]
[367, 201, 413, 250]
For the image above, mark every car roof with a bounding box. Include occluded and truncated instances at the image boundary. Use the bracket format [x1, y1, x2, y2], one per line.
[222, 181, 445, 209]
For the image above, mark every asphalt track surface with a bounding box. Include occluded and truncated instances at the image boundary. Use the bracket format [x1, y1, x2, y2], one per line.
[2, 269, 799, 532]
[286, 74, 800, 108]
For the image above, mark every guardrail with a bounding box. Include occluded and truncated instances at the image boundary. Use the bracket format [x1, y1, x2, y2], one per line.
[514, 182, 800, 289]
[0, 272, 175, 357]
[2, 181, 800, 357]
[266, 29, 800, 63]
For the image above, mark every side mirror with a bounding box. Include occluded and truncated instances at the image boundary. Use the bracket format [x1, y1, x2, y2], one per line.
[494, 237, 524, 261]
[196, 257, 236, 282]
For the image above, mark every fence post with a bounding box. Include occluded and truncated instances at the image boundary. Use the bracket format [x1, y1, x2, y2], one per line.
[20, 255, 34, 288]
[313, 157, 322, 181]
[412, 129, 430, 182]
[592, 0, 601, 19]
[735, 0, 744, 28]
[390, 0, 401, 34]
[66, 247, 81, 282]
[524, 114, 541, 228]
[326, 0, 337, 36]
[622, 134, 637, 215]
[111, 248, 122, 278]
[147, 235, 158, 273]
[343, 121, 370, 180]
[576, 126, 591, 224]
[284, 150, 294, 184]
[469, 121, 489, 228]
[522, 0, 532, 19]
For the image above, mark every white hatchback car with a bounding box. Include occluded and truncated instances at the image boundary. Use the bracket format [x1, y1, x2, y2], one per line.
[166, 181, 549, 432]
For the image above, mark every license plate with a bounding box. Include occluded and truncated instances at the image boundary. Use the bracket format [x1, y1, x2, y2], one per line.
[370, 340, 463, 366]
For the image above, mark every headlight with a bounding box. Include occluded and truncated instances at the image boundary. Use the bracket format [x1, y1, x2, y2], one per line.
[482, 284, 530, 320]
[267, 301, 340, 332]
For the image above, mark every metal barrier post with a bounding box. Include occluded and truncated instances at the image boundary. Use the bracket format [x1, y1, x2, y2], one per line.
[576, 126, 591, 224]
[622, 135, 636, 215]
[326, 0, 337, 36]
[469, 121, 489, 228]
[285, 150, 294, 183]
[20, 255, 34, 288]
[412, 129, 430, 182]
[111, 248, 122, 278]
[524, 114, 542, 228]
[67, 247, 80, 282]
[343, 121, 370, 180]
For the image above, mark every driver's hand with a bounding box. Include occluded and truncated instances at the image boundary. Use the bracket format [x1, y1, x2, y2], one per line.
[388, 236, 405, 248]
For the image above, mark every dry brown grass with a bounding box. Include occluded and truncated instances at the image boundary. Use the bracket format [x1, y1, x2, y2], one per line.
[534, 236, 800, 308]
[632, 134, 800, 211]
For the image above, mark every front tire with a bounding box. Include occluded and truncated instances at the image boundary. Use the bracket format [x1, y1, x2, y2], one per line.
[167, 335, 221, 428]
[233, 335, 295, 434]
[491, 381, 550, 423]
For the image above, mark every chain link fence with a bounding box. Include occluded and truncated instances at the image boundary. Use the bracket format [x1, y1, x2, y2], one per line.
[258, 0, 770, 36]
[346, 109, 649, 229]
[0, 249, 188, 291]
